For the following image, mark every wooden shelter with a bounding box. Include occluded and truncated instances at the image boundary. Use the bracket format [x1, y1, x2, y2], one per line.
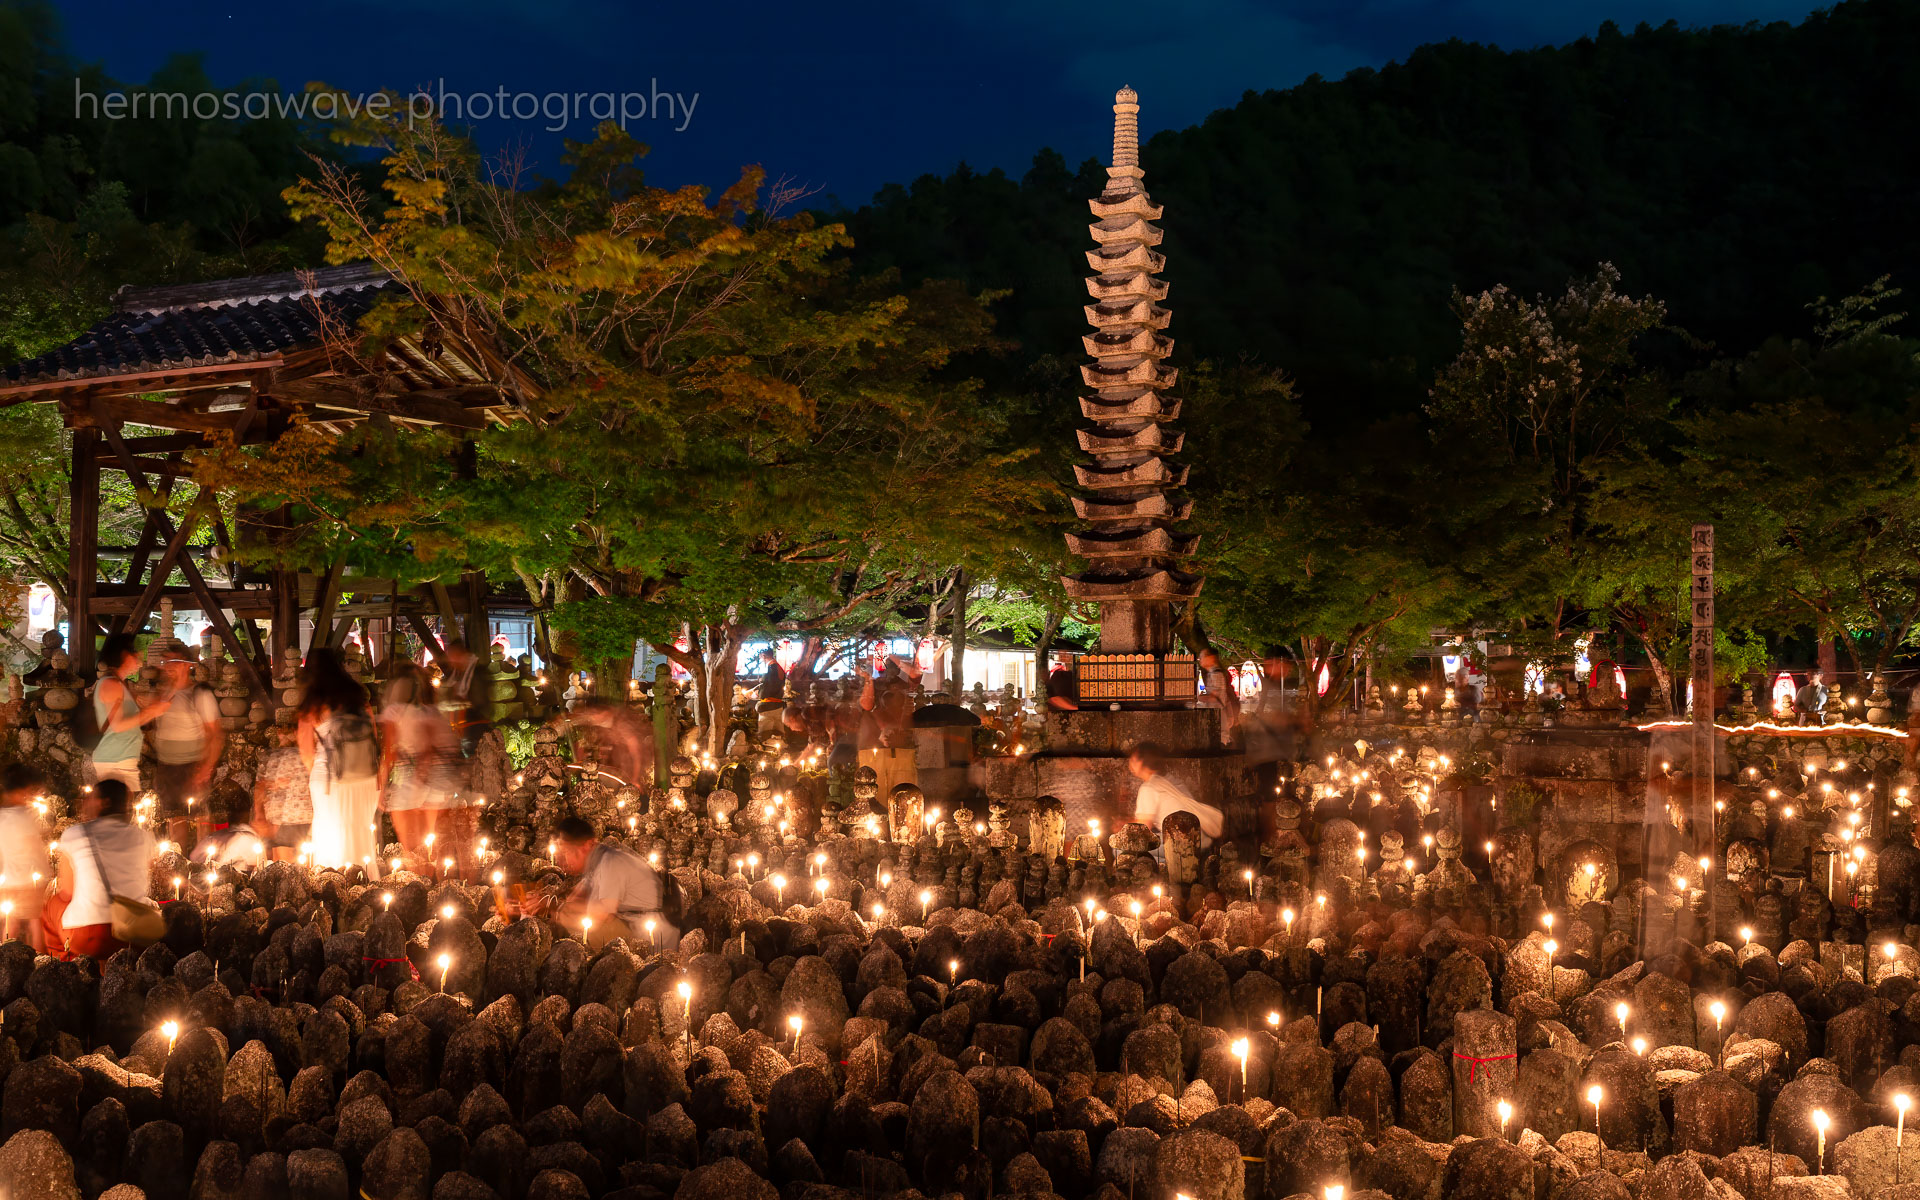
[0, 264, 536, 694]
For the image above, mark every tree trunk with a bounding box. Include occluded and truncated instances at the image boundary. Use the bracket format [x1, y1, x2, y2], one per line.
[1032, 609, 1063, 697]
[703, 615, 746, 755]
[1633, 629, 1675, 717]
[948, 570, 969, 697]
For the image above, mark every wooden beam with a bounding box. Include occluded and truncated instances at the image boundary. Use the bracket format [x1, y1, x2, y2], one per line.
[92, 591, 273, 615]
[77, 394, 265, 434]
[101, 455, 198, 479]
[463, 570, 489, 652]
[309, 561, 346, 652]
[0, 357, 283, 401]
[405, 612, 452, 671]
[68, 427, 100, 674]
[98, 422, 271, 699]
[113, 507, 200, 639]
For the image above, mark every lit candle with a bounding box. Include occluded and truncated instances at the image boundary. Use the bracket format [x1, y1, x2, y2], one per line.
[1283, 908, 1296, 939]
[162, 1019, 180, 1058]
[774, 875, 787, 907]
[920, 889, 932, 923]
[172, 876, 183, 901]
[948, 958, 960, 990]
[644, 916, 657, 951]
[1232, 1037, 1249, 1098]
[1898, 1094, 1911, 1181]
[1588, 1085, 1603, 1147]
[814, 877, 829, 900]
[381, 892, 393, 911]
[581, 916, 593, 945]
[1631, 1037, 1646, 1056]
[1267, 1010, 1281, 1030]
[437, 952, 452, 992]
[789, 1013, 804, 1056]
[1812, 1109, 1830, 1174]
[1614, 1002, 1629, 1038]
[1497, 1099, 1512, 1141]
[677, 980, 693, 1031]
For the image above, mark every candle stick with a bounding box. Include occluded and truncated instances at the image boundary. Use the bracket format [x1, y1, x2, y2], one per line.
[677, 980, 693, 1045]
[1588, 1085, 1604, 1150]
[788, 1013, 804, 1057]
[774, 875, 787, 908]
[1268, 1010, 1281, 1032]
[644, 917, 658, 952]
[1812, 1109, 1829, 1174]
[581, 916, 593, 945]
[162, 1019, 180, 1061]
[920, 889, 932, 923]
[1232, 1037, 1249, 1100]
[437, 953, 451, 992]
[1498, 1099, 1512, 1142]
[1614, 1002, 1629, 1040]
[1709, 1000, 1726, 1067]
[1898, 1094, 1911, 1182]
[1543, 939, 1557, 1003]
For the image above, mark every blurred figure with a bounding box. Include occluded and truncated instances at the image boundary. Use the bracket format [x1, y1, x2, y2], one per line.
[1044, 653, 1079, 712]
[89, 632, 169, 793]
[252, 723, 312, 862]
[528, 816, 679, 951]
[1129, 742, 1224, 851]
[0, 763, 48, 950]
[572, 697, 655, 790]
[439, 641, 494, 756]
[299, 648, 379, 874]
[1242, 650, 1299, 798]
[151, 653, 222, 847]
[1196, 648, 1240, 746]
[379, 663, 463, 853]
[45, 779, 155, 960]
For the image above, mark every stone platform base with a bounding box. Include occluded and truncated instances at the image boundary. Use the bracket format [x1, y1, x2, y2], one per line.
[980, 707, 1250, 836]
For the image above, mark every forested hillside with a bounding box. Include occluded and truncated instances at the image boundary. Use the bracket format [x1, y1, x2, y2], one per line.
[843, 0, 1920, 426]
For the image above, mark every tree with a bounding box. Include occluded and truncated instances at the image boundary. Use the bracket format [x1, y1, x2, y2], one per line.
[203, 108, 1060, 747]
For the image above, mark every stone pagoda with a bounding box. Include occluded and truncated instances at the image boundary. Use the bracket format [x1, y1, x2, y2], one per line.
[1029, 88, 1242, 832]
[1062, 85, 1203, 706]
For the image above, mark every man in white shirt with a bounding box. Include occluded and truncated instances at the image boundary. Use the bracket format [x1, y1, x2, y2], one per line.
[527, 817, 680, 952]
[1129, 741, 1224, 851]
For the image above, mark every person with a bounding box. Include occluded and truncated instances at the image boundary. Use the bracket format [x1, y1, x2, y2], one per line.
[151, 653, 222, 846]
[528, 816, 678, 951]
[252, 723, 312, 862]
[1796, 674, 1828, 725]
[190, 811, 266, 871]
[0, 763, 48, 949]
[44, 779, 155, 960]
[1241, 651, 1298, 797]
[379, 663, 463, 853]
[1128, 741, 1224, 850]
[1044, 653, 1079, 712]
[438, 642, 494, 757]
[89, 632, 170, 793]
[298, 648, 380, 874]
[1196, 649, 1240, 745]
[571, 697, 655, 790]
[755, 648, 788, 739]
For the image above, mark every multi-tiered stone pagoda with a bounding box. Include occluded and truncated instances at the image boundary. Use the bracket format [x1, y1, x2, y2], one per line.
[1063, 86, 1204, 707]
[1017, 88, 1243, 831]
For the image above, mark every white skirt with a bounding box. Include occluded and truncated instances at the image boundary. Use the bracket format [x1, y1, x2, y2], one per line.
[311, 768, 381, 873]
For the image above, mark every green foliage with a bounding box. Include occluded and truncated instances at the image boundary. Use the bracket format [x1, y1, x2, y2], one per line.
[502, 720, 540, 770]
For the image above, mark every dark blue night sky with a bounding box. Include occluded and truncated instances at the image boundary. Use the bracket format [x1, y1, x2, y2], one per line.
[60, 0, 1826, 209]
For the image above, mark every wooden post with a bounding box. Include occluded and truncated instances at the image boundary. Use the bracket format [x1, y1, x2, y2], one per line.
[1690, 524, 1716, 934]
[68, 427, 101, 676]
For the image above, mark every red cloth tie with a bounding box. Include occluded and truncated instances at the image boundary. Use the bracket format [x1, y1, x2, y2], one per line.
[363, 955, 421, 981]
[1453, 1051, 1516, 1082]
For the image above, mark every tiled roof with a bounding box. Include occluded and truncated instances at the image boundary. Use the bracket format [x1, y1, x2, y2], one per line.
[1, 264, 396, 390]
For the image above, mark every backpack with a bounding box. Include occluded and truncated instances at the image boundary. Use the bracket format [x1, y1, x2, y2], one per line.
[323, 710, 379, 785]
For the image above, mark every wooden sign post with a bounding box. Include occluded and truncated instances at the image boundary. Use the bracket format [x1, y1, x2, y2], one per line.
[1690, 524, 1716, 932]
